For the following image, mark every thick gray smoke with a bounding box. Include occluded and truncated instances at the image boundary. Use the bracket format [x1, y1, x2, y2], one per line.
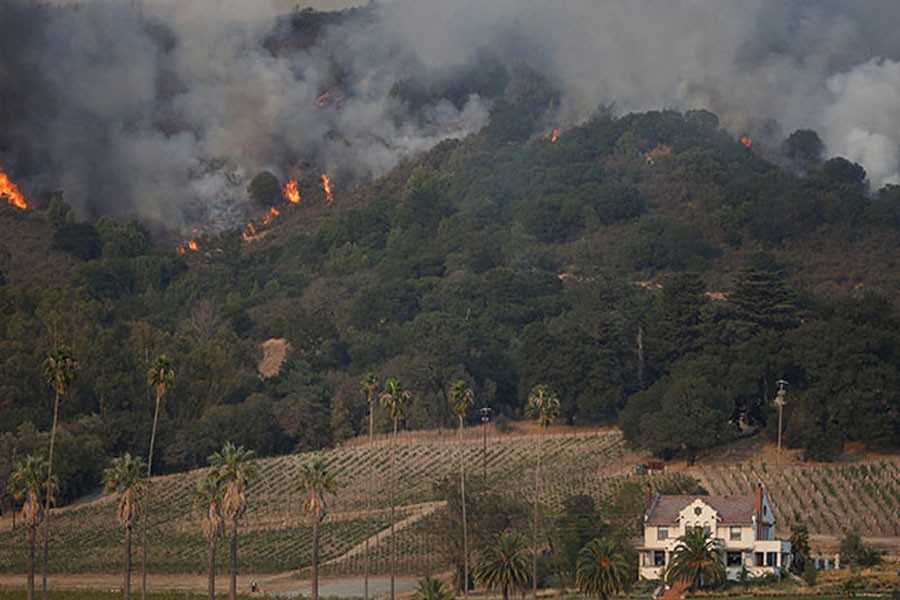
[4, 0, 900, 233]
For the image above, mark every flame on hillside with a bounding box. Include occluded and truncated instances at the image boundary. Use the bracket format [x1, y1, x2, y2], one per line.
[0, 169, 28, 210]
[551, 128, 559, 142]
[741, 135, 753, 148]
[284, 179, 300, 203]
[261, 206, 280, 225]
[321, 174, 333, 202]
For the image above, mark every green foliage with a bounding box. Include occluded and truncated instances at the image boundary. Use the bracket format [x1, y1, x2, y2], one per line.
[412, 577, 453, 600]
[53, 222, 102, 260]
[550, 494, 606, 584]
[575, 537, 632, 600]
[475, 530, 532, 600]
[247, 171, 282, 207]
[664, 527, 726, 590]
[839, 530, 882, 570]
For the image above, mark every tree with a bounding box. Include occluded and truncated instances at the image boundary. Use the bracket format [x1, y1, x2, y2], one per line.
[247, 171, 282, 207]
[789, 523, 810, 575]
[525, 384, 559, 600]
[551, 494, 606, 584]
[575, 537, 631, 600]
[360, 372, 378, 600]
[475, 531, 532, 600]
[450, 380, 474, 597]
[103, 453, 146, 600]
[143, 354, 174, 600]
[412, 577, 453, 600]
[193, 471, 224, 600]
[8, 456, 50, 600]
[839, 530, 882, 570]
[209, 443, 258, 600]
[41, 345, 77, 600]
[297, 456, 337, 600]
[380, 378, 410, 600]
[665, 527, 725, 591]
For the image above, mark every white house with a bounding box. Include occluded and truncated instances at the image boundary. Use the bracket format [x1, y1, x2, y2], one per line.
[637, 483, 791, 581]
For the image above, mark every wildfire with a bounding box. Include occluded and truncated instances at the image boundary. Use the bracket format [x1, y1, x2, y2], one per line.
[551, 128, 559, 143]
[321, 174, 333, 202]
[262, 206, 280, 225]
[284, 179, 301, 203]
[0, 169, 28, 210]
[741, 135, 753, 149]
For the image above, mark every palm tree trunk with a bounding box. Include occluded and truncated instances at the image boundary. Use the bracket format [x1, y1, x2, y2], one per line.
[41, 389, 61, 600]
[390, 419, 397, 600]
[312, 520, 320, 600]
[532, 431, 542, 600]
[27, 522, 35, 600]
[364, 404, 373, 600]
[143, 392, 162, 600]
[459, 415, 469, 600]
[125, 525, 132, 600]
[208, 539, 216, 600]
[229, 519, 238, 600]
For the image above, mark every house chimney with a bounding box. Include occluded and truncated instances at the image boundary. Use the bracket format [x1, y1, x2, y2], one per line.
[645, 483, 653, 513]
[756, 482, 763, 540]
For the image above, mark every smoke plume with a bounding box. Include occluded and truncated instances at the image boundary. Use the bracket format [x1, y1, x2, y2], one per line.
[4, 0, 900, 233]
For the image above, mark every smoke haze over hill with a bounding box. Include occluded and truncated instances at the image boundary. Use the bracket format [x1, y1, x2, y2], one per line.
[3, 0, 900, 232]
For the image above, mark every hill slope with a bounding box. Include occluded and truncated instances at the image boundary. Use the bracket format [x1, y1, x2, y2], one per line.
[1, 428, 896, 577]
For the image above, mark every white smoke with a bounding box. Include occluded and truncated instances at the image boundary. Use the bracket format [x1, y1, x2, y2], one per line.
[8, 0, 900, 232]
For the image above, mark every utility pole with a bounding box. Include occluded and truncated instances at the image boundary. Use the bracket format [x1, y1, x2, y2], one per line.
[775, 379, 788, 467]
[479, 407, 492, 484]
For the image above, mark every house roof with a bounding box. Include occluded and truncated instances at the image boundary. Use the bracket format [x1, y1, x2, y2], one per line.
[645, 494, 759, 526]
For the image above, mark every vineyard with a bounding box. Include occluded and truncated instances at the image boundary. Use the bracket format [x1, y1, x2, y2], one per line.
[0, 427, 897, 577]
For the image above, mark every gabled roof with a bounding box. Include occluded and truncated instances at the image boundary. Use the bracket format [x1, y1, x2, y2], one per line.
[645, 494, 758, 526]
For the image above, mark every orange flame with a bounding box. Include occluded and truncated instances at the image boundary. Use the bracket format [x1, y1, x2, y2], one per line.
[262, 206, 280, 225]
[0, 169, 28, 210]
[741, 135, 753, 149]
[284, 179, 301, 203]
[551, 128, 559, 143]
[321, 174, 333, 202]
[188, 240, 199, 251]
[246, 221, 257, 235]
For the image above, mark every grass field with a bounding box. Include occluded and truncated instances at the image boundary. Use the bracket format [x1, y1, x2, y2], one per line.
[0, 426, 897, 580]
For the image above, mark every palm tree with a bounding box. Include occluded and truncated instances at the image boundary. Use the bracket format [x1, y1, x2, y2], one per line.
[665, 527, 726, 591]
[575, 537, 631, 600]
[41, 345, 77, 600]
[450, 380, 474, 598]
[412, 577, 453, 600]
[380, 378, 410, 600]
[103, 453, 147, 600]
[209, 443, 258, 600]
[525, 384, 559, 600]
[193, 471, 225, 600]
[8, 456, 50, 600]
[360, 372, 378, 600]
[297, 456, 337, 600]
[475, 531, 531, 600]
[143, 354, 174, 600]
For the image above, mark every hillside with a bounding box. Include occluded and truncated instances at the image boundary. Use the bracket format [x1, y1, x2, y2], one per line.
[2, 108, 900, 513]
[1, 428, 896, 578]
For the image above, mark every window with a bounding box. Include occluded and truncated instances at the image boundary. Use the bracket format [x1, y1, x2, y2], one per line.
[726, 551, 742, 566]
[654, 551, 666, 566]
[657, 527, 668, 540]
[766, 552, 778, 567]
[730, 526, 741, 541]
